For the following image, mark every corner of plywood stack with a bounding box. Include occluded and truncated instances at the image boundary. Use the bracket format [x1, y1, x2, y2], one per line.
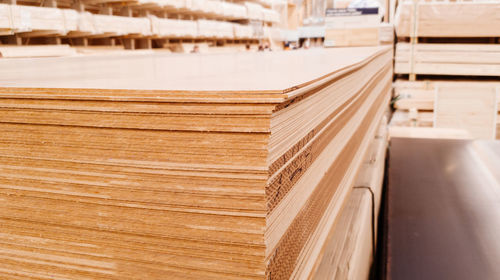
[390, 0, 500, 140]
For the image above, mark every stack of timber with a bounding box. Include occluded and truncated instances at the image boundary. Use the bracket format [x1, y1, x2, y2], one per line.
[0, 45, 393, 279]
[395, 43, 500, 77]
[222, 1, 248, 19]
[0, 0, 281, 50]
[394, 0, 500, 78]
[0, 3, 268, 40]
[392, 80, 500, 139]
[391, 0, 500, 139]
[324, 8, 383, 48]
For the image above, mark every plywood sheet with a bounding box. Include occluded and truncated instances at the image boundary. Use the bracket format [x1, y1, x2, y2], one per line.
[393, 80, 500, 111]
[435, 86, 497, 139]
[0, 46, 389, 92]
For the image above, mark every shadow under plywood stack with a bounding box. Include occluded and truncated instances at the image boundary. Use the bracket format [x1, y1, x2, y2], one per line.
[391, 0, 500, 139]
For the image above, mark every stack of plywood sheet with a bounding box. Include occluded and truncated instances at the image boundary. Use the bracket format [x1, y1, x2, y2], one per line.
[379, 23, 394, 45]
[0, 4, 161, 38]
[0, 4, 13, 35]
[197, 20, 234, 39]
[262, 8, 280, 23]
[0, 1, 272, 48]
[309, 115, 388, 279]
[92, 14, 151, 36]
[222, 2, 248, 19]
[394, 1, 500, 78]
[164, 0, 185, 10]
[5, 5, 79, 36]
[324, 8, 382, 48]
[234, 24, 254, 39]
[392, 1, 500, 139]
[175, 19, 198, 38]
[150, 17, 198, 38]
[245, 2, 264, 21]
[392, 80, 500, 139]
[205, 0, 224, 17]
[0, 46, 392, 279]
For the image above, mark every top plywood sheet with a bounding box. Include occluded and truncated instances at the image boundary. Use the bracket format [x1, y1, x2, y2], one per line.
[0, 46, 390, 96]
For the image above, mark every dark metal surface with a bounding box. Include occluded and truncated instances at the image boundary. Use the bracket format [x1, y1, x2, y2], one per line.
[385, 138, 500, 280]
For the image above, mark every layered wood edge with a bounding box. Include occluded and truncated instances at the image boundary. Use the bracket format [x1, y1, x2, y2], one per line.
[309, 115, 388, 279]
[264, 61, 392, 278]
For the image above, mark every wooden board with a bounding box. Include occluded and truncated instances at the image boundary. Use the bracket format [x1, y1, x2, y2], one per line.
[392, 80, 500, 139]
[389, 126, 471, 140]
[0, 46, 390, 91]
[435, 85, 498, 139]
[395, 2, 500, 38]
[395, 43, 500, 76]
[310, 188, 374, 280]
[389, 109, 500, 140]
[0, 46, 393, 279]
[393, 80, 500, 111]
[325, 27, 380, 47]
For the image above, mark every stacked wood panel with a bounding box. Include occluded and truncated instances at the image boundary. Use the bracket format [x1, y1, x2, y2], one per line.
[0, 0, 281, 52]
[0, 46, 392, 279]
[0, 3, 275, 40]
[310, 115, 388, 279]
[392, 0, 500, 139]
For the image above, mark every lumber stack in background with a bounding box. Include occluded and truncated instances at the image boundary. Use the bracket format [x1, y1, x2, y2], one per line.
[391, 0, 500, 139]
[395, 2, 500, 38]
[0, 46, 393, 279]
[0, 0, 280, 52]
[395, 43, 500, 77]
[392, 80, 500, 139]
[324, 8, 386, 48]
